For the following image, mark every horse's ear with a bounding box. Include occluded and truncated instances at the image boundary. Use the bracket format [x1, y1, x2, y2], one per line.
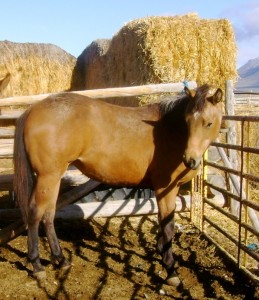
[0, 73, 11, 94]
[184, 86, 196, 98]
[208, 88, 223, 105]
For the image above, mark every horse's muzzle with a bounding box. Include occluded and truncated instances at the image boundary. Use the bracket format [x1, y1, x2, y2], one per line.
[182, 154, 201, 170]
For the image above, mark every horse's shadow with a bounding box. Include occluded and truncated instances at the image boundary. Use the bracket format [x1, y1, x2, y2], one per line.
[1, 212, 257, 299]
[55, 215, 168, 299]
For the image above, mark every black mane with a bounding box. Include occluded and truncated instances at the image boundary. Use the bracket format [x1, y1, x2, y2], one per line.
[159, 84, 210, 118]
[188, 84, 210, 113]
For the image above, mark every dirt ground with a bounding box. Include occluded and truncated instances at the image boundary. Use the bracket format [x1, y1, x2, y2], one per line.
[0, 213, 258, 300]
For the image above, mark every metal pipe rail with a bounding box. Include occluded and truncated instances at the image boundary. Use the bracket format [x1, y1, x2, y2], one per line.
[201, 114, 259, 284]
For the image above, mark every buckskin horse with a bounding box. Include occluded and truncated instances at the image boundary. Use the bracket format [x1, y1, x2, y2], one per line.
[13, 84, 223, 285]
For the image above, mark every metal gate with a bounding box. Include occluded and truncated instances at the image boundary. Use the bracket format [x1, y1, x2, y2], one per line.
[192, 115, 259, 284]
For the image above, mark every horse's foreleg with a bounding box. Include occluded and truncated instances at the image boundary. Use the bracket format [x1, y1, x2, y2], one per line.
[156, 187, 181, 286]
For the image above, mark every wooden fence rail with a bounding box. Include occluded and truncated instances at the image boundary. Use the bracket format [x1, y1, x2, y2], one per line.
[235, 94, 259, 105]
[0, 81, 197, 107]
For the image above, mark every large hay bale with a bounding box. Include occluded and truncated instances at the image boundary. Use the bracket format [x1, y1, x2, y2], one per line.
[72, 14, 237, 105]
[0, 40, 76, 98]
[71, 39, 111, 91]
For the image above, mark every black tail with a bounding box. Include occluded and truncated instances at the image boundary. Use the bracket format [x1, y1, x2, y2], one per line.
[13, 109, 35, 224]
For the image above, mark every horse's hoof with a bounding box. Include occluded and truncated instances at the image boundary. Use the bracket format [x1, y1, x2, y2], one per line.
[61, 263, 71, 271]
[166, 274, 181, 287]
[32, 270, 46, 281]
[58, 263, 71, 279]
[60, 259, 71, 270]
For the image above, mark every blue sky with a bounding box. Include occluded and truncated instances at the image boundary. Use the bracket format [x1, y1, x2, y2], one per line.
[0, 0, 259, 67]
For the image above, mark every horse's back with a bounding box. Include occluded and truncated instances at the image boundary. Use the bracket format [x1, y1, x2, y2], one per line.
[23, 93, 159, 185]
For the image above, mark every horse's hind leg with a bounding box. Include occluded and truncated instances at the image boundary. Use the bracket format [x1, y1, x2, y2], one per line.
[27, 174, 66, 278]
[42, 209, 71, 271]
[27, 191, 45, 278]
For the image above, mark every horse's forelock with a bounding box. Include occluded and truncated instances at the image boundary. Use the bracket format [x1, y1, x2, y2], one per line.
[159, 84, 212, 117]
[188, 84, 211, 113]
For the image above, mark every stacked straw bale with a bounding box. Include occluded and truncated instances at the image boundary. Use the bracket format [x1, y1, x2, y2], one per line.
[72, 14, 237, 105]
[0, 41, 76, 98]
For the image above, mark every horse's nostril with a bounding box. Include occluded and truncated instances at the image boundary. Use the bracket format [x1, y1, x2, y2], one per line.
[189, 159, 196, 169]
[183, 157, 198, 169]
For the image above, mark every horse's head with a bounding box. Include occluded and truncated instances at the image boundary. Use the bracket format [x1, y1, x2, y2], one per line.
[183, 85, 223, 170]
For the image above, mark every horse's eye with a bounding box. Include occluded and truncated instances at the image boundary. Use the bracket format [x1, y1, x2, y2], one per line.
[206, 122, 212, 128]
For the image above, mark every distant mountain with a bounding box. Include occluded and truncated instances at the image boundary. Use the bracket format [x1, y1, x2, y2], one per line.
[236, 57, 259, 91]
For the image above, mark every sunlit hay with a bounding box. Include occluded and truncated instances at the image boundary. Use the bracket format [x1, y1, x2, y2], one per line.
[72, 14, 237, 106]
[0, 41, 76, 98]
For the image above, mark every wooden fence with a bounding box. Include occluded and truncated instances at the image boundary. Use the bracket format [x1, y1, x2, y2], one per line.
[235, 93, 259, 105]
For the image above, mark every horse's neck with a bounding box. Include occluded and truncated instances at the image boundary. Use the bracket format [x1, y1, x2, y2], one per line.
[161, 97, 188, 129]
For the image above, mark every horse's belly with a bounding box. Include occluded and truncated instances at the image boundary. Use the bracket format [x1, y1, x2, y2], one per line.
[76, 152, 151, 187]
